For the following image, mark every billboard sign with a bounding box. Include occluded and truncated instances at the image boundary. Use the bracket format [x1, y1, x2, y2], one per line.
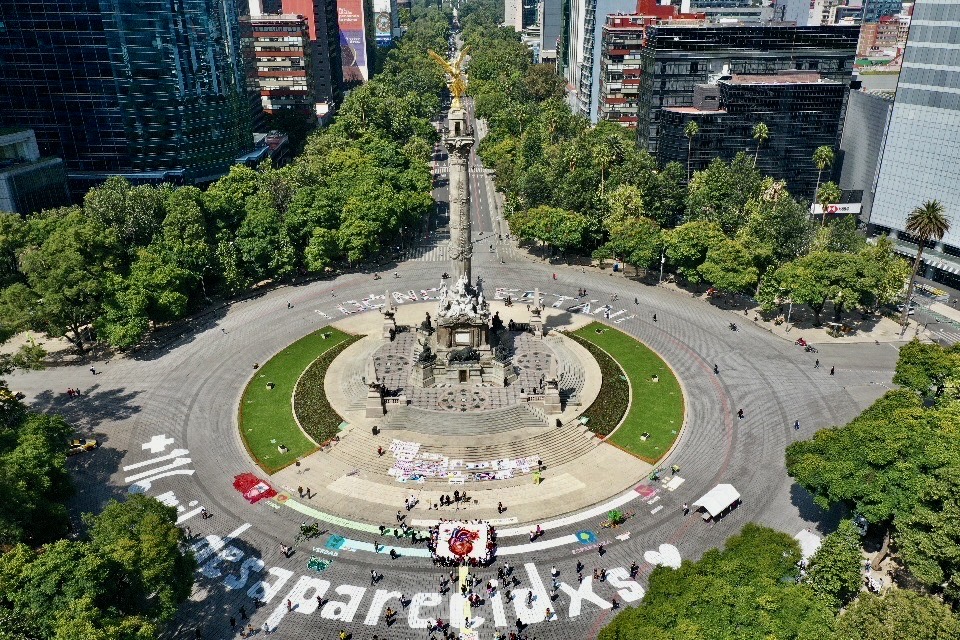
[810, 203, 862, 216]
[374, 0, 393, 46]
[338, 0, 369, 83]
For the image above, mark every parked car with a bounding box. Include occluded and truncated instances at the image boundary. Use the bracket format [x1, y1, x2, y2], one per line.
[67, 438, 98, 456]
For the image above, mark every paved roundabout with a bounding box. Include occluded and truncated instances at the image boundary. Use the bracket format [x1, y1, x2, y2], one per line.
[8, 241, 904, 639]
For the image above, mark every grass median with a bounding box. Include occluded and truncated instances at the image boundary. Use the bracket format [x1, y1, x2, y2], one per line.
[239, 327, 357, 474]
[570, 322, 684, 462]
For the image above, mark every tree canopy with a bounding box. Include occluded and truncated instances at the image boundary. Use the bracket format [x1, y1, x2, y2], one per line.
[787, 341, 960, 600]
[599, 524, 835, 640]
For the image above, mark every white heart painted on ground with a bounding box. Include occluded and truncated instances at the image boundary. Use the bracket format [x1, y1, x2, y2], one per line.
[644, 544, 682, 569]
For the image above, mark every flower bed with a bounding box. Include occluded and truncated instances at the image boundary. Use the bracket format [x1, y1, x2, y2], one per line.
[293, 334, 361, 444]
[567, 332, 629, 436]
[569, 323, 684, 462]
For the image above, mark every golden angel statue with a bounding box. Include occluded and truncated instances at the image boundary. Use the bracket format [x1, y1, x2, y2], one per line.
[428, 46, 471, 109]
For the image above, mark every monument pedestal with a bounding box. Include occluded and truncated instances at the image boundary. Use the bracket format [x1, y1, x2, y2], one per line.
[365, 385, 385, 418]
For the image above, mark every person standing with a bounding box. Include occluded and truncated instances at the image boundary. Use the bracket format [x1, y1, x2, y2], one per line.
[830, 366, 835, 375]
[794, 420, 801, 431]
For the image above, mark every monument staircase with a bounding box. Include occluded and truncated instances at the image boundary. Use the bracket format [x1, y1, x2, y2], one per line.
[326, 416, 600, 483]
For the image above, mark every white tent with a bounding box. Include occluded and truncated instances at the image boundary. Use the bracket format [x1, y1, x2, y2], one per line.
[692, 484, 741, 518]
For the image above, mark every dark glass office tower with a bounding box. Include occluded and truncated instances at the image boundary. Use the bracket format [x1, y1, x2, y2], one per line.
[635, 24, 859, 154]
[0, 1, 252, 190]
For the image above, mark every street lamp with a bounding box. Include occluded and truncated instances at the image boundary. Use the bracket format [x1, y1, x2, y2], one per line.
[658, 251, 665, 285]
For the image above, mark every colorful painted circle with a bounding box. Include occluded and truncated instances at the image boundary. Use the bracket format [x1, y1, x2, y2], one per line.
[575, 530, 597, 545]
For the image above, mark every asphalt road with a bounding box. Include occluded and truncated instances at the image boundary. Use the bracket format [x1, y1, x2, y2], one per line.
[7, 108, 904, 639]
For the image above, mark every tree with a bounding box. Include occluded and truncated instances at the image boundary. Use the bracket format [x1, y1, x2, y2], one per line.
[893, 340, 960, 400]
[698, 238, 760, 294]
[686, 154, 764, 235]
[817, 181, 843, 227]
[812, 145, 835, 204]
[0, 412, 73, 546]
[901, 200, 950, 326]
[604, 184, 645, 220]
[805, 520, 864, 609]
[10, 210, 122, 351]
[591, 131, 625, 197]
[832, 590, 960, 640]
[304, 227, 340, 272]
[599, 524, 834, 640]
[662, 220, 726, 284]
[83, 495, 195, 621]
[0, 541, 121, 637]
[684, 120, 699, 182]
[752, 121, 769, 166]
[601, 216, 661, 275]
[523, 64, 565, 101]
[738, 180, 813, 265]
[786, 386, 960, 599]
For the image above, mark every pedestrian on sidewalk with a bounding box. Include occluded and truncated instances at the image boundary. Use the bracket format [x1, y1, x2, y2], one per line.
[814, 359, 820, 369]
[497, 501, 504, 513]
[830, 366, 835, 375]
[378, 446, 384, 456]
[794, 420, 801, 431]
[682, 502, 689, 516]
[652, 313, 657, 322]
[298, 486, 303, 498]
[737, 408, 744, 420]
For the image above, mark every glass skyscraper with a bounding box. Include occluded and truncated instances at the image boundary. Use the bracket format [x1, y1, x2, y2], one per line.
[870, 0, 960, 264]
[0, 1, 252, 190]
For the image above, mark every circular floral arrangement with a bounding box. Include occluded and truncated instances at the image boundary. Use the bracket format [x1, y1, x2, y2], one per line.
[429, 520, 496, 567]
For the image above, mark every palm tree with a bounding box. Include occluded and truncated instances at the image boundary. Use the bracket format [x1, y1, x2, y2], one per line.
[816, 181, 842, 227]
[811, 146, 835, 216]
[900, 200, 951, 327]
[751, 122, 769, 167]
[684, 121, 700, 182]
[592, 134, 624, 197]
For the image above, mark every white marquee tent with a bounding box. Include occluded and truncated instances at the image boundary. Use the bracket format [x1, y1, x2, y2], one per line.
[692, 484, 741, 518]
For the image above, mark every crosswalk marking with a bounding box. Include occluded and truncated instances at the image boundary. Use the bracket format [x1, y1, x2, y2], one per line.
[409, 245, 448, 261]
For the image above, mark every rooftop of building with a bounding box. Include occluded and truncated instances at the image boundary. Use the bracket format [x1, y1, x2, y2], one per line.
[723, 72, 842, 85]
[662, 106, 726, 114]
[247, 13, 309, 23]
[859, 88, 896, 101]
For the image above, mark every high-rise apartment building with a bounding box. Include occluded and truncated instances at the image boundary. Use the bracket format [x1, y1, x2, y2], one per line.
[858, 12, 910, 57]
[633, 24, 859, 154]
[562, 0, 673, 123]
[0, 1, 253, 193]
[869, 0, 960, 288]
[242, 14, 317, 122]
[272, 0, 344, 111]
[657, 72, 848, 198]
[598, 6, 705, 128]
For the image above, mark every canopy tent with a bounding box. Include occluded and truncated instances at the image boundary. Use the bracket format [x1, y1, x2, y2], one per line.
[692, 484, 741, 518]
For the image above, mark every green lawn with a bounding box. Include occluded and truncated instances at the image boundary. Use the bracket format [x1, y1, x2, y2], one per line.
[239, 327, 356, 474]
[571, 323, 684, 462]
